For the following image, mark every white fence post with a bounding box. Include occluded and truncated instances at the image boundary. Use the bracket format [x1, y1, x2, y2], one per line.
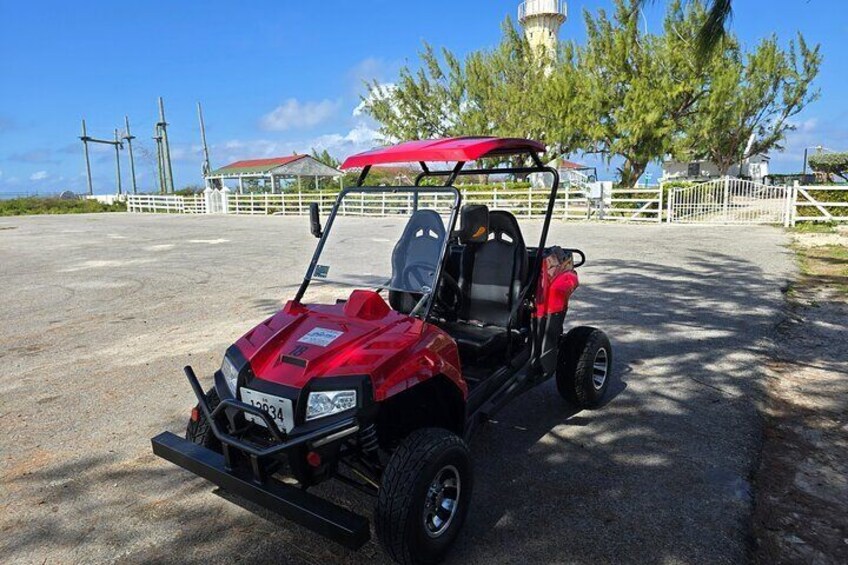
[667, 187, 674, 223]
[790, 181, 799, 227]
[203, 187, 213, 214]
[220, 187, 230, 214]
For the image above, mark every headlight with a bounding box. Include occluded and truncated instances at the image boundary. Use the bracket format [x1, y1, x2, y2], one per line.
[306, 390, 357, 421]
[220, 355, 240, 396]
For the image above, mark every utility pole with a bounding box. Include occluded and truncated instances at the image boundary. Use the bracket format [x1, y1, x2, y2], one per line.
[153, 125, 166, 194]
[114, 128, 123, 195]
[80, 119, 93, 195]
[157, 97, 175, 193]
[123, 116, 138, 194]
[80, 119, 123, 195]
[197, 102, 212, 177]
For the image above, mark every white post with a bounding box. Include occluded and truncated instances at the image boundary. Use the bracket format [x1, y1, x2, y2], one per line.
[667, 187, 674, 223]
[790, 181, 799, 227]
[221, 186, 231, 214]
[203, 186, 214, 214]
[657, 182, 664, 223]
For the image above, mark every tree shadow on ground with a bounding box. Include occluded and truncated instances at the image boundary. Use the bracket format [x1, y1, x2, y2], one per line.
[2, 252, 795, 564]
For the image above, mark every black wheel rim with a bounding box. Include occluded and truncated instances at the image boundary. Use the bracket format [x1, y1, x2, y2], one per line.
[592, 347, 609, 390]
[422, 464, 461, 538]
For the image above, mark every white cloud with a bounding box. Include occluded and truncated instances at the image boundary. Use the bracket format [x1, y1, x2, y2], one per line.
[0, 169, 3, 179]
[30, 170, 49, 181]
[769, 114, 848, 173]
[353, 83, 395, 117]
[310, 123, 382, 154]
[213, 123, 382, 167]
[259, 98, 340, 131]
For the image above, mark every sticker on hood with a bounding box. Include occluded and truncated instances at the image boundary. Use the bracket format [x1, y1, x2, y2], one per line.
[298, 327, 343, 347]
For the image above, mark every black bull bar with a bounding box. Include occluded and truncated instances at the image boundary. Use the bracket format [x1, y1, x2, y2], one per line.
[150, 366, 370, 549]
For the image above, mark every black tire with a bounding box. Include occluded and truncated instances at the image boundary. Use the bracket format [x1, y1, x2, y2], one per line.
[376, 428, 472, 565]
[556, 326, 612, 409]
[185, 388, 222, 452]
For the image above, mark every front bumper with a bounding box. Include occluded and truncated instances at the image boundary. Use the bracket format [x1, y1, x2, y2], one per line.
[151, 432, 369, 548]
[151, 365, 370, 549]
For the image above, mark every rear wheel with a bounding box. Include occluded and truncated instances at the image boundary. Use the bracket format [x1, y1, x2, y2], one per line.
[376, 428, 472, 565]
[185, 388, 222, 452]
[556, 326, 612, 409]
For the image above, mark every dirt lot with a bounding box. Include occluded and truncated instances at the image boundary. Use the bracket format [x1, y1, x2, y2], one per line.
[0, 213, 797, 564]
[752, 230, 848, 563]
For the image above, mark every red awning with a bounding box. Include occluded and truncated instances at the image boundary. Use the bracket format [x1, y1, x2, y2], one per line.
[340, 137, 546, 170]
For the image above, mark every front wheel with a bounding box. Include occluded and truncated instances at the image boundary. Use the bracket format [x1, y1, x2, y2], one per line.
[376, 428, 472, 565]
[185, 388, 222, 452]
[556, 326, 612, 409]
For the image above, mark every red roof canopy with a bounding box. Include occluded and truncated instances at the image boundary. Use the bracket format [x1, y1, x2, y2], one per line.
[221, 155, 305, 169]
[340, 137, 546, 170]
[560, 159, 590, 170]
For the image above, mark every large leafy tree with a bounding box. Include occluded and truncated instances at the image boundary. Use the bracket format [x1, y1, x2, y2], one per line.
[568, 0, 713, 186]
[363, 0, 820, 187]
[678, 35, 821, 175]
[362, 20, 553, 154]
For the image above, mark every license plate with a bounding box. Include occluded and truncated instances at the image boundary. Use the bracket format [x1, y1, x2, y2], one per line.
[239, 388, 294, 433]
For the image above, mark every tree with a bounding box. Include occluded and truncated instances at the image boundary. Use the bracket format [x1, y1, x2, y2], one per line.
[310, 148, 341, 169]
[808, 152, 848, 183]
[569, 0, 712, 186]
[638, 0, 733, 57]
[363, 0, 820, 187]
[362, 19, 552, 158]
[679, 34, 821, 176]
[363, 43, 469, 141]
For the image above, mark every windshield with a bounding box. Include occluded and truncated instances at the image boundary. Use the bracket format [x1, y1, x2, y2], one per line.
[308, 188, 458, 296]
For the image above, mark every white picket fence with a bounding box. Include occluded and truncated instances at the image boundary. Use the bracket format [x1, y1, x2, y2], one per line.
[127, 184, 614, 220]
[790, 185, 848, 225]
[668, 177, 791, 225]
[126, 181, 848, 225]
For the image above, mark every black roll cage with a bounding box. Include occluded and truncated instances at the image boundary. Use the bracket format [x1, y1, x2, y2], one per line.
[294, 151, 560, 324]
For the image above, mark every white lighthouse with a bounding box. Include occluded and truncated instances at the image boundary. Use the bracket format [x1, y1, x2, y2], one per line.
[518, 0, 567, 58]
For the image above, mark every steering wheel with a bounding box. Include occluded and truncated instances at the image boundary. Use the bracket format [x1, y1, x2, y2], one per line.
[400, 262, 464, 314]
[436, 271, 464, 313]
[401, 262, 437, 292]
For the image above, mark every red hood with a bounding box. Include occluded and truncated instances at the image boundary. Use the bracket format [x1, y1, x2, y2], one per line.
[234, 290, 457, 397]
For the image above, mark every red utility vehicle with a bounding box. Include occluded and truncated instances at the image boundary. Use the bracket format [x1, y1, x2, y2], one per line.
[152, 137, 612, 564]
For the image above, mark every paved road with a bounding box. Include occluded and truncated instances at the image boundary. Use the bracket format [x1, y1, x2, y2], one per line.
[0, 213, 795, 564]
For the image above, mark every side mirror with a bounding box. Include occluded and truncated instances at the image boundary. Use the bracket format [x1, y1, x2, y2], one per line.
[309, 202, 323, 238]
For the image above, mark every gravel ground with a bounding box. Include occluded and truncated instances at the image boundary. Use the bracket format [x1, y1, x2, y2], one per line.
[0, 213, 795, 564]
[752, 232, 848, 563]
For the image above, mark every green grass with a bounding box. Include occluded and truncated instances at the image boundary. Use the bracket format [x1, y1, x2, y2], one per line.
[795, 244, 848, 297]
[790, 222, 838, 234]
[0, 197, 127, 216]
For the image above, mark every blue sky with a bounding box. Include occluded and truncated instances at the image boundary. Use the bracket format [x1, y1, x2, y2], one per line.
[0, 0, 846, 194]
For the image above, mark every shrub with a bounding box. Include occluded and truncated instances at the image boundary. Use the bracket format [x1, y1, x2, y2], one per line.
[0, 197, 126, 216]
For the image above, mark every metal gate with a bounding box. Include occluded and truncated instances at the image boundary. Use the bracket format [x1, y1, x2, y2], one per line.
[667, 177, 791, 225]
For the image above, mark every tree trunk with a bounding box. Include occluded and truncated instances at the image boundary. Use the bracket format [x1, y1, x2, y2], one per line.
[619, 160, 648, 188]
[716, 159, 735, 177]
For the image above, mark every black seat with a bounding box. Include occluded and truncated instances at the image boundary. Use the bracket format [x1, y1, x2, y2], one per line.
[443, 210, 528, 358]
[388, 209, 446, 314]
